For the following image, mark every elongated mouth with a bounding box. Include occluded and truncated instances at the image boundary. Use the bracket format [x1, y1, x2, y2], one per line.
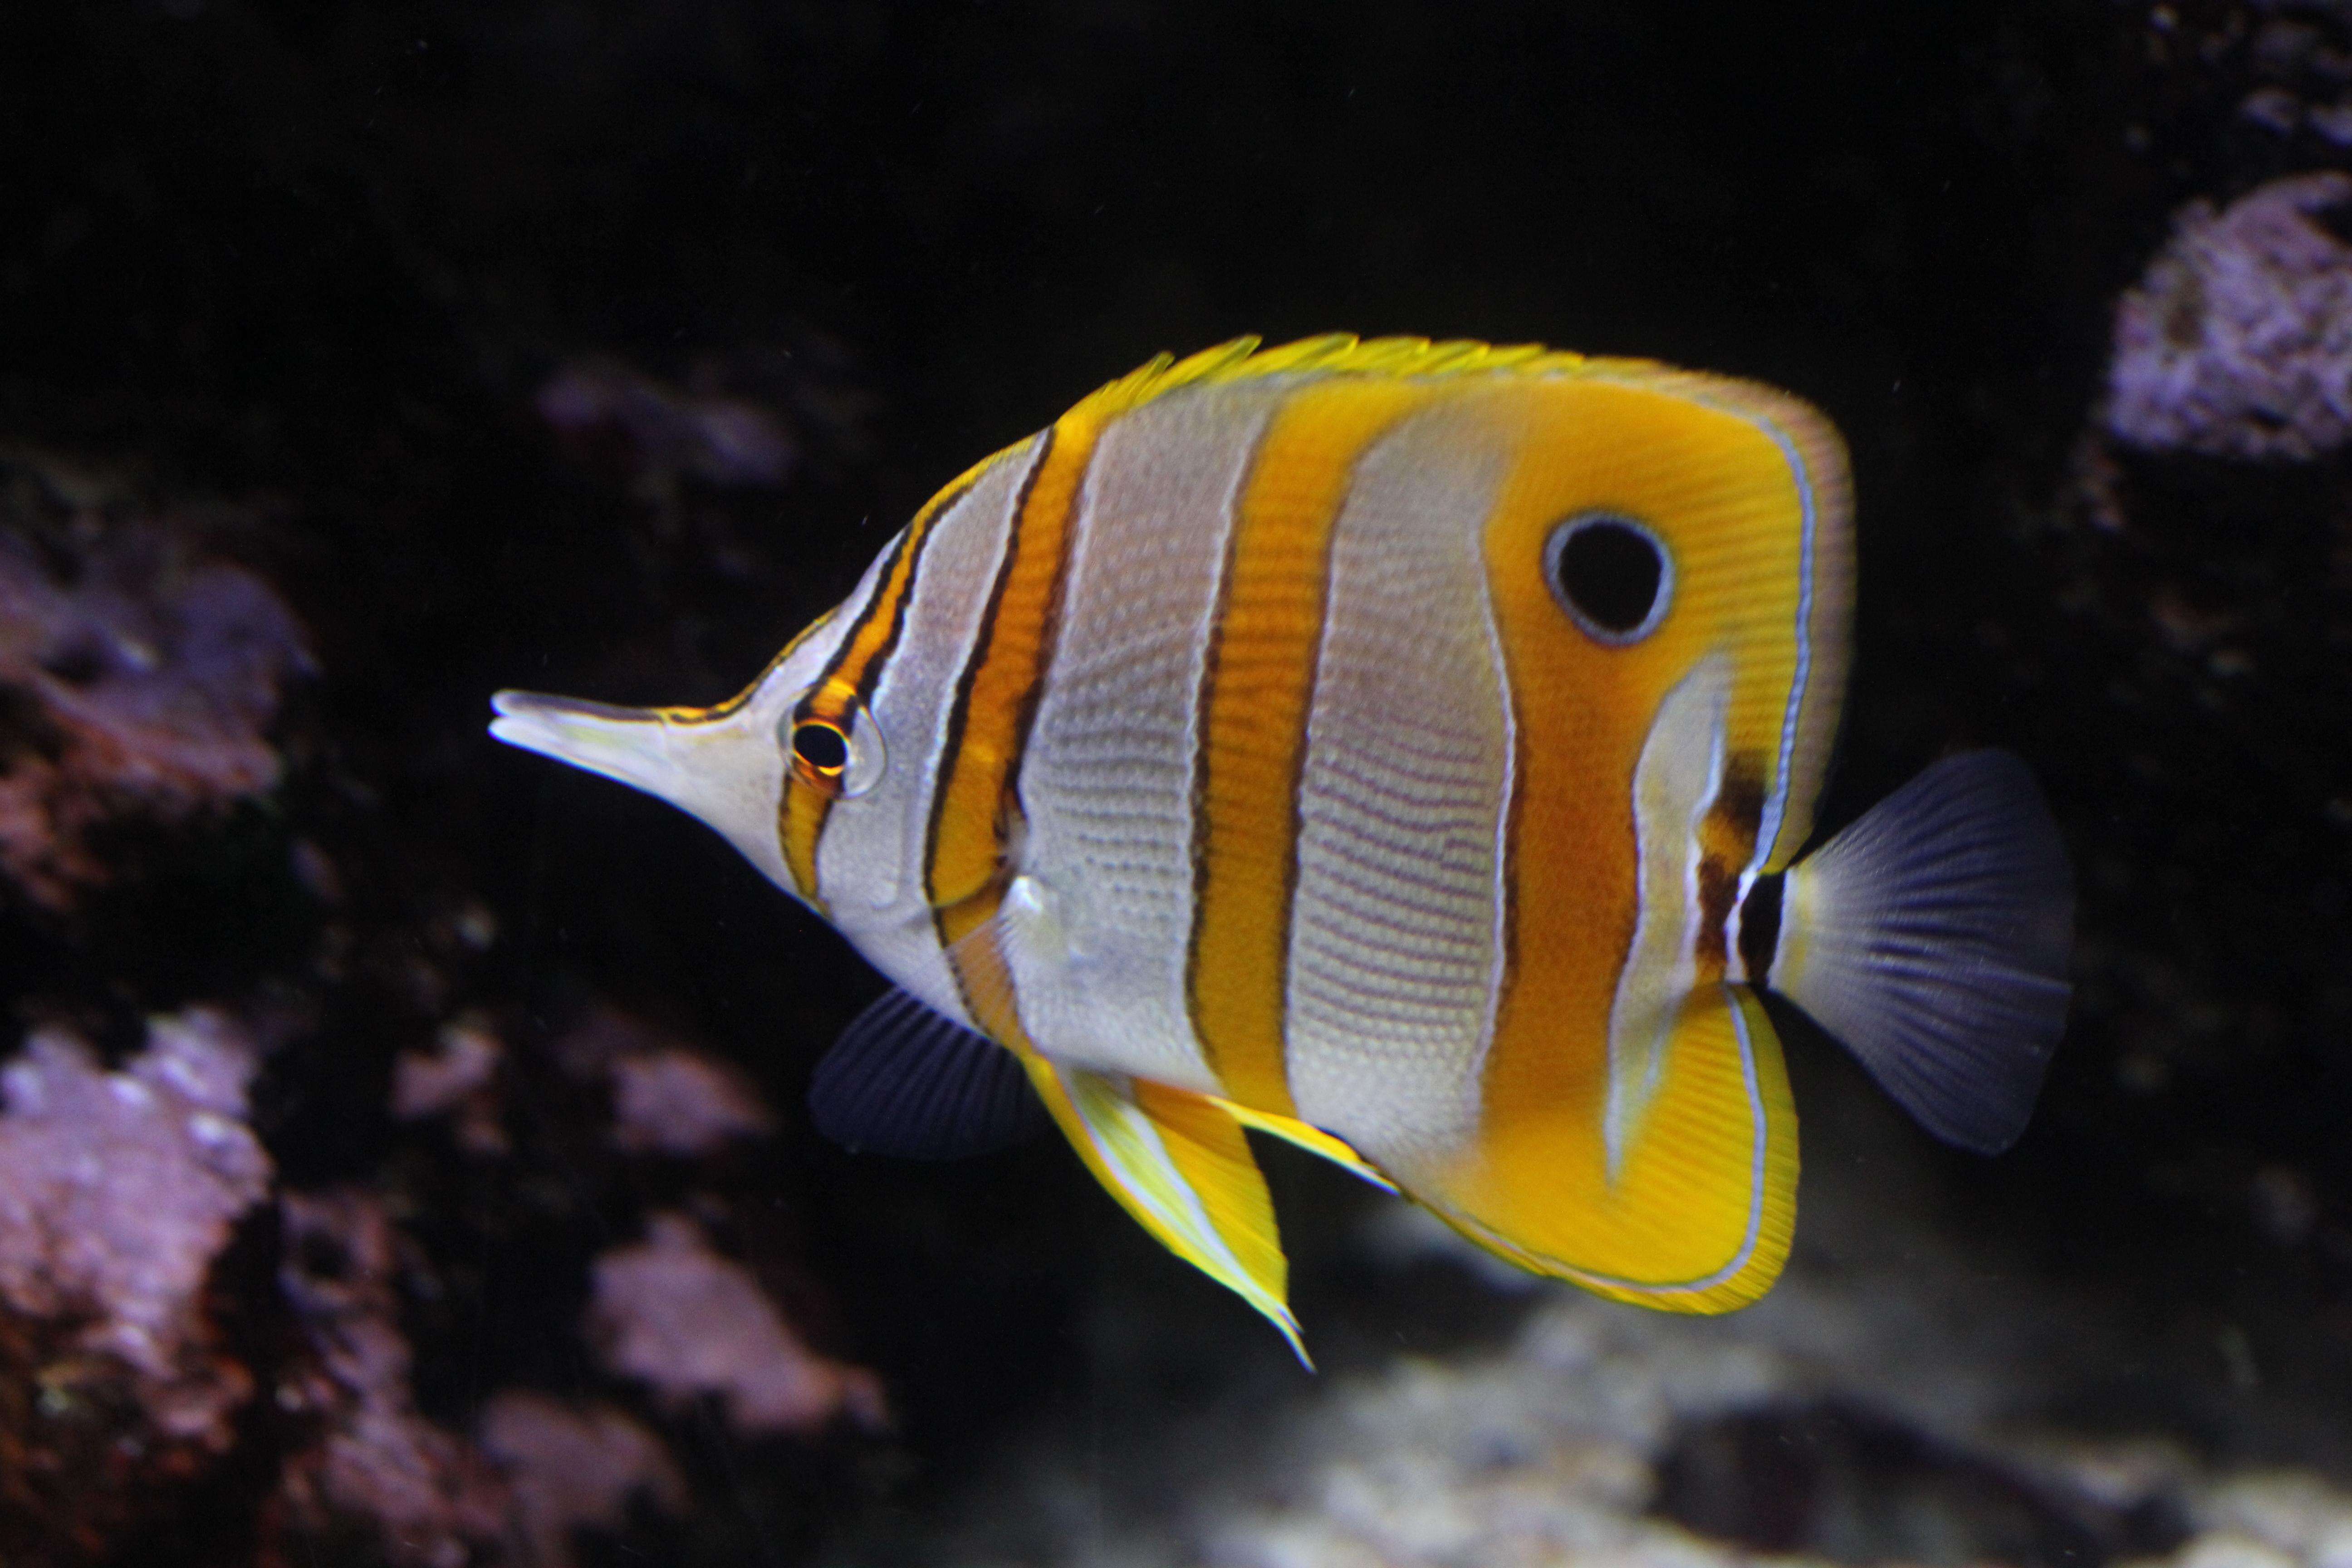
[489, 688, 693, 799]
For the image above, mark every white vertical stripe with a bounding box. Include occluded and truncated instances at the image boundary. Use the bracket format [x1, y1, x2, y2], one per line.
[818, 437, 1041, 1028]
[1284, 400, 1514, 1169]
[1004, 387, 1286, 1090]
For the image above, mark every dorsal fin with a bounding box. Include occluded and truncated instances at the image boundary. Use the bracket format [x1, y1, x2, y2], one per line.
[1073, 334, 1612, 425]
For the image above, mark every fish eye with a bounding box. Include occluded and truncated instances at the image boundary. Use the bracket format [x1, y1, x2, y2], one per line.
[1545, 513, 1672, 644]
[781, 690, 888, 798]
[791, 719, 850, 775]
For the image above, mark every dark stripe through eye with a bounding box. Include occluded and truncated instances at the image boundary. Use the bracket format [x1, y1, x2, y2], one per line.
[793, 720, 851, 774]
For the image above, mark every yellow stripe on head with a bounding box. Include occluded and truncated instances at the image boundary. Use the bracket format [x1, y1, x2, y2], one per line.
[778, 447, 1018, 909]
[928, 392, 1123, 1014]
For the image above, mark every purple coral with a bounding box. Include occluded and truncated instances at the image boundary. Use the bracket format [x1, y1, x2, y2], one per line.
[553, 1004, 777, 1157]
[478, 1392, 685, 1568]
[588, 1212, 886, 1437]
[276, 1190, 510, 1568]
[2105, 171, 2352, 459]
[608, 1046, 774, 1156]
[0, 1008, 270, 1448]
[0, 517, 311, 906]
[392, 1017, 511, 1156]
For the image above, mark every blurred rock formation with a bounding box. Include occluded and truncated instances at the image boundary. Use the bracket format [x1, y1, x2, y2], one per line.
[588, 1213, 885, 1439]
[0, 461, 311, 908]
[0, 1010, 269, 1562]
[2106, 172, 2352, 459]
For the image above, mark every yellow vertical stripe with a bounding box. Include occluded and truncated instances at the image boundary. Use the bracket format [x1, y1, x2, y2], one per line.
[925, 418, 1071, 980]
[1186, 381, 1439, 1116]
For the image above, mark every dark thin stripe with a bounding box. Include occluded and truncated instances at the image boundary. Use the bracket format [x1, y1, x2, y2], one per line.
[779, 457, 996, 906]
[819, 466, 986, 712]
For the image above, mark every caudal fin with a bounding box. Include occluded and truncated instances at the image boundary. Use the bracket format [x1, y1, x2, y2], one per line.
[1767, 750, 2073, 1154]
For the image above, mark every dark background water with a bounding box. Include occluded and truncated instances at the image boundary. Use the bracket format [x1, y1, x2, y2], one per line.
[3, 2, 2350, 1563]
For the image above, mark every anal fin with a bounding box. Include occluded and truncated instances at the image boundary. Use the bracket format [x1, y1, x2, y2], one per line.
[1023, 1060, 1307, 1364]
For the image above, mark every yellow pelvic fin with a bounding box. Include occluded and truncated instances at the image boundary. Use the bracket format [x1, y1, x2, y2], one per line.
[1020, 1058, 1307, 1365]
[1416, 985, 1797, 1315]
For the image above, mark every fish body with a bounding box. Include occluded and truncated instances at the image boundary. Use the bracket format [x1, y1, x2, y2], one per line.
[493, 336, 2073, 1355]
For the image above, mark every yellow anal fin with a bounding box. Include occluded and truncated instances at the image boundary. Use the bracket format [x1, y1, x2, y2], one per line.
[1416, 985, 1797, 1315]
[1021, 1059, 1307, 1364]
[1215, 1101, 1398, 1194]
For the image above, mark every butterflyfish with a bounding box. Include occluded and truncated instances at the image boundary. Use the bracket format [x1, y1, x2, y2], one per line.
[492, 335, 2074, 1359]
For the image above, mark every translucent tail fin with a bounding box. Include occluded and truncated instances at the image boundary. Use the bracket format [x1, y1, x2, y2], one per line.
[1769, 750, 2073, 1154]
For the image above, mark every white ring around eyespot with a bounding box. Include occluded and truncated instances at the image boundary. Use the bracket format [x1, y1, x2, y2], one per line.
[1543, 511, 1675, 646]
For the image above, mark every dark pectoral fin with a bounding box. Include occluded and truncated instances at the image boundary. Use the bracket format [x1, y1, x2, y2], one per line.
[808, 986, 1047, 1159]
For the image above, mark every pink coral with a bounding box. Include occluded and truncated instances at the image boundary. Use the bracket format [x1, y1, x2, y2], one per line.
[2106, 171, 2352, 459]
[608, 1046, 774, 1156]
[392, 1017, 510, 1156]
[0, 1008, 270, 1447]
[276, 1190, 510, 1568]
[478, 1392, 685, 1568]
[553, 1004, 776, 1157]
[588, 1212, 885, 1436]
[0, 515, 311, 906]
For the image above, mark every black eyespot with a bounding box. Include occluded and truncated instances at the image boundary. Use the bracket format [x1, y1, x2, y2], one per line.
[1546, 514, 1672, 643]
[792, 720, 850, 774]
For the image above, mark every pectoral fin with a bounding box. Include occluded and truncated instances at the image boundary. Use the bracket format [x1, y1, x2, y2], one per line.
[808, 987, 1047, 1158]
[1024, 1059, 1306, 1363]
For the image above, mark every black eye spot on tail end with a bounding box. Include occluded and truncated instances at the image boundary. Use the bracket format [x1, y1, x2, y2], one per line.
[1546, 513, 1672, 643]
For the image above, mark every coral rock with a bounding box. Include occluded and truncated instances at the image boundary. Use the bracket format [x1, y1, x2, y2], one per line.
[608, 1046, 774, 1157]
[392, 1018, 510, 1155]
[2106, 172, 2352, 460]
[275, 1190, 510, 1568]
[0, 1009, 270, 1559]
[478, 1392, 686, 1568]
[588, 1212, 885, 1437]
[0, 513, 311, 906]
[0, 1008, 269, 1443]
[537, 356, 797, 492]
